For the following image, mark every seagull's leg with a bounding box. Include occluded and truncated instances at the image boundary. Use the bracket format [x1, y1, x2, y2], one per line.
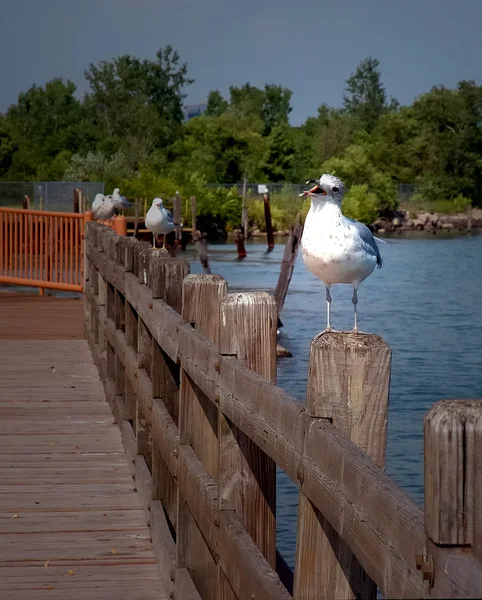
[352, 286, 359, 332]
[152, 233, 156, 249]
[325, 285, 333, 331]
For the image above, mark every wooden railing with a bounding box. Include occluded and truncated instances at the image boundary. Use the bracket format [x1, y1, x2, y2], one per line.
[0, 207, 91, 293]
[84, 222, 482, 599]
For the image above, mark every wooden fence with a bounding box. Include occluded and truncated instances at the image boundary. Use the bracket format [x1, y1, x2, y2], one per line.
[83, 222, 482, 599]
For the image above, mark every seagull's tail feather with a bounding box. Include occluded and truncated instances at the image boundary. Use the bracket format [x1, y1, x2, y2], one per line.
[374, 236, 387, 244]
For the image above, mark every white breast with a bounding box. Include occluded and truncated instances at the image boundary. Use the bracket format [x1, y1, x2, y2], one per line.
[145, 207, 175, 235]
[301, 203, 376, 285]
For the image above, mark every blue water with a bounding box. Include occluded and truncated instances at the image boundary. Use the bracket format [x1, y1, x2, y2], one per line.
[186, 232, 482, 568]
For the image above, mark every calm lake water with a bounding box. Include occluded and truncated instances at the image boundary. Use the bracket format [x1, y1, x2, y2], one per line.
[4, 231, 482, 570]
[186, 232, 482, 568]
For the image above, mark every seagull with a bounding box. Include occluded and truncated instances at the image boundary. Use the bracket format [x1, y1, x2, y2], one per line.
[111, 188, 132, 216]
[91, 193, 105, 219]
[145, 198, 176, 249]
[300, 174, 382, 332]
[93, 194, 115, 221]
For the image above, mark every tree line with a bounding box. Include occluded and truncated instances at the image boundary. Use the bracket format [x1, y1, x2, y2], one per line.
[0, 46, 481, 229]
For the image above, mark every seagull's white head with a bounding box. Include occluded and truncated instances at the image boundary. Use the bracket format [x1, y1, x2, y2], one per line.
[152, 197, 164, 209]
[300, 174, 345, 204]
[113, 188, 120, 194]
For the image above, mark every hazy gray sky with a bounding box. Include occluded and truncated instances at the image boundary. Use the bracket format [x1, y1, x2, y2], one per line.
[1, 0, 481, 124]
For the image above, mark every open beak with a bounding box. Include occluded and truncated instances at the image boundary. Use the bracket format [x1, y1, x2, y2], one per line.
[299, 183, 327, 197]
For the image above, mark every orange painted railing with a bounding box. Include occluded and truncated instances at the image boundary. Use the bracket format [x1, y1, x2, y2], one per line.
[0, 207, 94, 294]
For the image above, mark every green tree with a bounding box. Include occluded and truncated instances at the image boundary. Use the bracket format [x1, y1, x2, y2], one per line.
[205, 90, 228, 116]
[343, 57, 396, 132]
[229, 83, 292, 134]
[5, 78, 88, 179]
[262, 124, 295, 182]
[409, 81, 482, 204]
[84, 45, 193, 157]
[171, 112, 265, 184]
[323, 142, 397, 214]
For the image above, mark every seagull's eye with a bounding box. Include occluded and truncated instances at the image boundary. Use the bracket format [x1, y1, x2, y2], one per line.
[332, 187, 339, 193]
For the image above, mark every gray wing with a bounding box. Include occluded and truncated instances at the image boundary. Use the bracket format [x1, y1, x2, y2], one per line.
[346, 218, 383, 268]
[164, 208, 175, 224]
[120, 195, 132, 208]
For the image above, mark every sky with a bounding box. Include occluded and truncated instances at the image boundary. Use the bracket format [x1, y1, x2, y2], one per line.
[1, 0, 482, 125]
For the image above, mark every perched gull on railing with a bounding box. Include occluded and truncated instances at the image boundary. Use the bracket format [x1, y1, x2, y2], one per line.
[92, 194, 115, 221]
[300, 174, 383, 332]
[111, 188, 132, 215]
[92, 193, 104, 218]
[145, 198, 176, 248]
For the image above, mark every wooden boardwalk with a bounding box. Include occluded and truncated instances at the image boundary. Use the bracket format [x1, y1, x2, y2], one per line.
[0, 294, 167, 599]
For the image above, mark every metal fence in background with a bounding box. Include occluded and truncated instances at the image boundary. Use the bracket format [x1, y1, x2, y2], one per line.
[207, 182, 417, 202]
[0, 181, 104, 211]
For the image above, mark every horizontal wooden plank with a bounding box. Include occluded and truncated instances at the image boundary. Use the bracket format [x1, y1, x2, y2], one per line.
[219, 511, 291, 600]
[0, 510, 149, 533]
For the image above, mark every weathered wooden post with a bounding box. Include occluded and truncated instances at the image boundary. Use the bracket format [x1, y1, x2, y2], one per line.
[193, 231, 211, 274]
[293, 331, 391, 599]
[219, 292, 278, 569]
[173, 192, 182, 246]
[176, 274, 227, 598]
[242, 207, 249, 240]
[73, 188, 80, 213]
[424, 399, 482, 588]
[273, 214, 303, 326]
[233, 230, 247, 260]
[22, 195, 31, 210]
[191, 196, 197, 234]
[263, 192, 275, 252]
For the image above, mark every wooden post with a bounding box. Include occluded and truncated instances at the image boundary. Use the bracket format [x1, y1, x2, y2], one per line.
[242, 207, 249, 240]
[234, 230, 247, 260]
[424, 400, 482, 569]
[22, 195, 31, 210]
[273, 214, 303, 324]
[193, 231, 211, 274]
[263, 192, 275, 252]
[219, 292, 278, 568]
[173, 192, 182, 244]
[293, 332, 391, 600]
[73, 188, 81, 213]
[134, 199, 140, 237]
[177, 274, 227, 598]
[191, 196, 197, 234]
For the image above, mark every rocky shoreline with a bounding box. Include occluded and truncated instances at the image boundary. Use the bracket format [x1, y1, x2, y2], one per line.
[247, 208, 482, 237]
[372, 208, 482, 234]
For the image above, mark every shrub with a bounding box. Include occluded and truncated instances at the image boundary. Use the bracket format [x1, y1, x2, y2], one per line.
[342, 184, 380, 223]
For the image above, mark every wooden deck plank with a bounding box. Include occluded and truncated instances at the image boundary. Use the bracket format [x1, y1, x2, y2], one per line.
[0, 296, 168, 598]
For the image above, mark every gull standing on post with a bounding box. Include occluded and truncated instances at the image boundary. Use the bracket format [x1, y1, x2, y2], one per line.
[300, 174, 383, 332]
[92, 194, 115, 221]
[145, 198, 176, 249]
[111, 188, 132, 216]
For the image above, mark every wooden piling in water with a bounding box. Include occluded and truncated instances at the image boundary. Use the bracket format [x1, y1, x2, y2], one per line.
[233, 230, 247, 260]
[263, 192, 275, 252]
[193, 230, 211, 274]
[273, 214, 303, 325]
[173, 192, 182, 247]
